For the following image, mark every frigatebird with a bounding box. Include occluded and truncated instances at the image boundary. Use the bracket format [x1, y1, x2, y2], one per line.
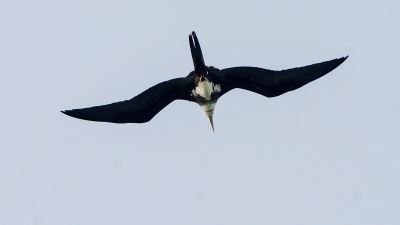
[62, 31, 348, 131]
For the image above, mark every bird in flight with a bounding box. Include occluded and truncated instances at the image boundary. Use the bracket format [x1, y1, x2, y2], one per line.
[62, 31, 348, 131]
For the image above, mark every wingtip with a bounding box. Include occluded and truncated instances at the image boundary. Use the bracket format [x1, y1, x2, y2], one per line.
[61, 109, 88, 121]
[336, 55, 349, 65]
[61, 110, 72, 117]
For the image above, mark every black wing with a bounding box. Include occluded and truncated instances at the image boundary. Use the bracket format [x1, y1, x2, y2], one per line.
[218, 56, 348, 97]
[62, 77, 194, 123]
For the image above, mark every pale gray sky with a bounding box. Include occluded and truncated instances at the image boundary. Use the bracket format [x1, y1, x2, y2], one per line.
[1, 0, 399, 225]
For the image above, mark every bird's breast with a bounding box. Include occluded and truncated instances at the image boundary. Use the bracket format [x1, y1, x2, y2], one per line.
[191, 79, 221, 101]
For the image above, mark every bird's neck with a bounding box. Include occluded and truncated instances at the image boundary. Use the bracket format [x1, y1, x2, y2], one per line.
[201, 102, 216, 114]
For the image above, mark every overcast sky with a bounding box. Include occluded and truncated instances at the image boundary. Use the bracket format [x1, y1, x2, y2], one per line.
[1, 0, 399, 225]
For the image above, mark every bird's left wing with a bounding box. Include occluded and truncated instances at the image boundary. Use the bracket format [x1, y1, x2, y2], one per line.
[217, 56, 348, 97]
[62, 77, 194, 123]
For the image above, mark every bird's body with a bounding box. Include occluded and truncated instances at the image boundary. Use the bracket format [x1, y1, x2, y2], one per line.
[192, 78, 221, 101]
[62, 31, 348, 131]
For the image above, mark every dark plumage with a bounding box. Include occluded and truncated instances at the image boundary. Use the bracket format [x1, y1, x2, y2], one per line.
[62, 31, 348, 130]
[63, 77, 194, 123]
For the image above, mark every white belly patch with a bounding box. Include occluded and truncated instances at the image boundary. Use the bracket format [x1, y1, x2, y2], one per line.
[191, 79, 221, 101]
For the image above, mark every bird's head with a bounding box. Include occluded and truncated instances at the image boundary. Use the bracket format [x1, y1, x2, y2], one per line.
[201, 102, 216, 132]
[189, 31, 207, 76]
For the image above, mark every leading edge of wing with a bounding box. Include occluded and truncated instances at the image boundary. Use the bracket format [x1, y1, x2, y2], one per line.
[219, 56, 348, 97]
[62, 77, 195, 123]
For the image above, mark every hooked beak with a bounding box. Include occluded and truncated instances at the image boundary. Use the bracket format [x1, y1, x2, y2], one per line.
[204, 109, 215, 132]
[202, 103, 216, 132]
[208, 114, 214, 132]
[189, 31, 206, 75]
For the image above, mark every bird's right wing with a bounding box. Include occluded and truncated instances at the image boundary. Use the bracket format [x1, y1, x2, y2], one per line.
[218, 56, 348, 97]
[62, 77, 194, 123]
